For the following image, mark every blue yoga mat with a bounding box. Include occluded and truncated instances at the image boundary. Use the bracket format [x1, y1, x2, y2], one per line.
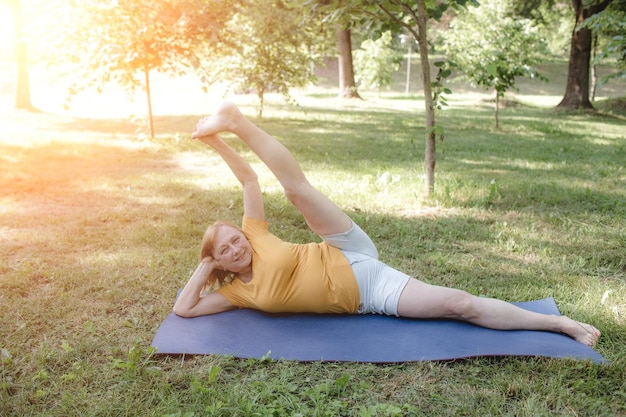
[151, 297, 606, 364]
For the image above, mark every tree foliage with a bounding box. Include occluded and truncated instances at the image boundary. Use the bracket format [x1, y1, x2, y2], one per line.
[36, 0, 234, 136]
[353, 31, 402, 96]
[505, 0, 573, 57]
[439, 0, 548, 127]
[209, 0, 332, 118]
[52, 0, 233, 91]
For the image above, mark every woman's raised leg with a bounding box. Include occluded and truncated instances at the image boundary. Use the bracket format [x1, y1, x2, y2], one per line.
[397, 279, 601, 346]
[193, 102, 352, 236]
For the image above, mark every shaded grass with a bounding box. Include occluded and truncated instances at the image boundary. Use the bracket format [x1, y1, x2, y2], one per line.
[1, 94, 625, 416]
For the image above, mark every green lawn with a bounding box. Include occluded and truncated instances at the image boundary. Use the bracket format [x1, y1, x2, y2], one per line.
[1, 80, 625, 416]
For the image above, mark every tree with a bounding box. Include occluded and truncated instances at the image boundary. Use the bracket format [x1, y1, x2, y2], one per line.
[210, 0, 329, 118]
[293, 0, 477, 196]
[580, 0, 626, 85]
[505, 0, 574, 57]
[353, 31, 402, 97]
[440, 0, 548, 127]
[39, 0, 234, 137]
[9, 0, 34, 110]
[557, 0, 613, 109]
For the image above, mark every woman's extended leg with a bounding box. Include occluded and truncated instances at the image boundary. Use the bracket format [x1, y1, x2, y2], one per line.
[397, 279, 601, 346]
[193, 102, 351, 236]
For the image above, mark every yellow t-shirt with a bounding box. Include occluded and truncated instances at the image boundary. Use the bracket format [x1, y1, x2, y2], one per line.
[216, 216, 360, 313]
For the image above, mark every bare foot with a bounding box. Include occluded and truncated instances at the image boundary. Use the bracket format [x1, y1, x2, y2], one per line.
[561, 316, 601, 346]
[192, 102, 242, 139]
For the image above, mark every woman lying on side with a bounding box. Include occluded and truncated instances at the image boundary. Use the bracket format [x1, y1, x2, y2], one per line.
[173, 102, 600, 347]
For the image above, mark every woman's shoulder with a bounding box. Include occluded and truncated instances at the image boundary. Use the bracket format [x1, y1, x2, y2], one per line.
[242, 215, 274, 243]
[242, 215, 268, 231]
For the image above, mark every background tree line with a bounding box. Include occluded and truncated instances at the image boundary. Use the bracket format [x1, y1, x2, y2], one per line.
[5, 0, 625, 195]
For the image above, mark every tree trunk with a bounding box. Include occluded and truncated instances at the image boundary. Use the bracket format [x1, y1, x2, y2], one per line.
[11, 0, 34, 110]
[145, 68, 155, 139]
[590, 32, 598, 102]
[495, 91, 500, 129]
[257, 89, 265, 120]
[416, 0, 435, 196]
[335, 26, 360, 99]
[557, 0, 612, 110]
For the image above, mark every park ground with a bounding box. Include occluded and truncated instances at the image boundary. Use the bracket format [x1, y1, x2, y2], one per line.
[0, 61, 625, 416]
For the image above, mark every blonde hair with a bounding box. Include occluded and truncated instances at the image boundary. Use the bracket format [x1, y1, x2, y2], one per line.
[200, 221, 241, 287]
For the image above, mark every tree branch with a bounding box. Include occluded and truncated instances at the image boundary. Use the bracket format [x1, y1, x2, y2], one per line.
[377, 3, 420, 42]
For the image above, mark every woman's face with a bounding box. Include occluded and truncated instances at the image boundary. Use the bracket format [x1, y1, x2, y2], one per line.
[212, 225, 252, 273]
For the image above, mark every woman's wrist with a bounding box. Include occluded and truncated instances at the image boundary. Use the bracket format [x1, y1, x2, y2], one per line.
[190, 258, 215, 284]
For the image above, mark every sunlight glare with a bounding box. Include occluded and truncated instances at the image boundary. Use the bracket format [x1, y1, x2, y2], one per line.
[0, 3, 14, 41]
[0, 2, 15, 64]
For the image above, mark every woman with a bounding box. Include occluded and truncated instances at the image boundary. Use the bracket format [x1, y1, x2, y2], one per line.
[173, 102, 600, 347]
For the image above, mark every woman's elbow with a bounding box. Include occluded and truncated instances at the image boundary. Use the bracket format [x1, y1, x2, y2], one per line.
[172, 305, 196, 318]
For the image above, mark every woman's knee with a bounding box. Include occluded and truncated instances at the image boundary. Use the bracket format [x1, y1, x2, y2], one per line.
[283, 187, 300, 206]
[445, 291, 479, 321]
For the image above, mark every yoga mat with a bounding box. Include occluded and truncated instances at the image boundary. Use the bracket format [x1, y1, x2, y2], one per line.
[151, 297, 606, 364]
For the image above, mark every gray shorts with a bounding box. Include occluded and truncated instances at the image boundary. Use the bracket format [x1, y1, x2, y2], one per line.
[321, 222, 411, 316]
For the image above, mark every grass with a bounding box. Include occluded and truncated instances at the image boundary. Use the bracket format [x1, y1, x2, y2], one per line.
[1, 73, 626, 415]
